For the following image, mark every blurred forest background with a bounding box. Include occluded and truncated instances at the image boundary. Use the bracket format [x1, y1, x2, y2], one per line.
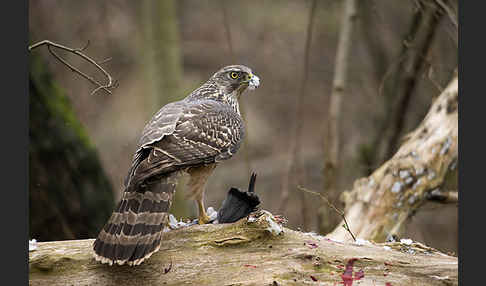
[29, 0, 458, 254]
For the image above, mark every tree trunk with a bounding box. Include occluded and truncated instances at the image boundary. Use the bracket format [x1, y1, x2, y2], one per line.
[140, 0, 189, 218]
[327, 72, 457, 243]
[141, 0, 183, 112]
[320, 0, 358, 234]
[29, 53, 115, 241]
[29, 210, 457, 286]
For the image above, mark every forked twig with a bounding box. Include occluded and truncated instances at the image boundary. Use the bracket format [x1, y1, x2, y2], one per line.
[298, 186, 356, 241]
[28, 40, 117, 95]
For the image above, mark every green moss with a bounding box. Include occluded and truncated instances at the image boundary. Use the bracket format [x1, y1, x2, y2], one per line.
[29, 255, 86, 276]
[29, 53, 115, 241]
[30, 55, 93, 149]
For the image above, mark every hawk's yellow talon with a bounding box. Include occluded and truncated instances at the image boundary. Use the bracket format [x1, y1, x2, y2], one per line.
[198, 213, 211, 225]
[197, 195, 211, 224]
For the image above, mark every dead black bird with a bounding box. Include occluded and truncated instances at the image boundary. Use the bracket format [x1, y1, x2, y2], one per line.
[217, 172, 260, 223]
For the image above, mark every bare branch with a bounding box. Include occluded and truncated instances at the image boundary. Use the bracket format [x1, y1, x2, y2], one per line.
[97, 57, 113, 65]
[425, 64, 445, 92]
[29, 40, 117, 95]
[434, 0, 458, 29]
[76, 40, 91, 52]
[299, 186, 356, 241]
[378, 54, 408, 99]
[383, 3, 444, 160]
[426, 189, 458, 204]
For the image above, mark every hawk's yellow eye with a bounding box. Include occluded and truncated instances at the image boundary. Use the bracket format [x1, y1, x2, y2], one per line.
[230, 72, 238, 79]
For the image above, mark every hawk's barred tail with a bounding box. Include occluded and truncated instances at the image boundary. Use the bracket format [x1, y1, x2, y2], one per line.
[93, 175, 177, 266]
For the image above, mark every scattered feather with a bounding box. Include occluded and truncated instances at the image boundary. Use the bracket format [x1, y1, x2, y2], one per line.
[29, 239, 37, 252]
[207, 207, 218, 221]
[400, 238, 413, 245]
[265, 215, 283, 235]
[168, 214, 193, 229]
[354, 238, 371, 246]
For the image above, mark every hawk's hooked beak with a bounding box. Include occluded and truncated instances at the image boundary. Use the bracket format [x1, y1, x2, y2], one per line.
[248, 73, 260, 90]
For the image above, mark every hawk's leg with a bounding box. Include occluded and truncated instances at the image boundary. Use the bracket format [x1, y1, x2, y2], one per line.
[196, 195, 211, 224]
[186, 164, 217, 224]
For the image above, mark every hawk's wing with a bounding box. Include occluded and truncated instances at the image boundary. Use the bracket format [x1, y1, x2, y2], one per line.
[126, 99, 244, 188]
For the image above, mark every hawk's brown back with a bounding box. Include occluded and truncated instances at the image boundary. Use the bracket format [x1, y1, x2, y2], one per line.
[129, 98, 245, 188]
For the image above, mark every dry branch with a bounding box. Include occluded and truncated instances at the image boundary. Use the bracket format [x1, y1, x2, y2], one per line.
[298, 186, 356, 242]
[29, 40, 117, 95]
[327, 73, 458, 242]
[29, 210, 457, 285]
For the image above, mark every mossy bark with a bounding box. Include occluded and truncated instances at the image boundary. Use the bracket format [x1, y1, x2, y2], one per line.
[29, 210, 457, 285]
[29, 53, 115, 241]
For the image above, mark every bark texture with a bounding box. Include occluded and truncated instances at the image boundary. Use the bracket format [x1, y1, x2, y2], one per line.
[328, 73, 458, 243]
[29, 211, 457, 286]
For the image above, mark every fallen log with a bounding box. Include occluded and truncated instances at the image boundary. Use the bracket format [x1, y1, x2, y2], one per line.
[29, 210, 457, 285]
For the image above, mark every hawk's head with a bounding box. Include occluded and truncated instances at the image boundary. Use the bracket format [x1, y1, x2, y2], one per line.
[211, 65, 260, 96]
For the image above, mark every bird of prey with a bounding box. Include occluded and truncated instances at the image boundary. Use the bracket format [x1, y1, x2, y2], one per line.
[93, 65, 260, 266]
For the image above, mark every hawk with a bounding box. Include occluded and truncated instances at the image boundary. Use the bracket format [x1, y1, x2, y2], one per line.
[93, 65, 260, 266]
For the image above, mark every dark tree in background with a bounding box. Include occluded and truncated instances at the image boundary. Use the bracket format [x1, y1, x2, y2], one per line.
[29, 53, 114, 241]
